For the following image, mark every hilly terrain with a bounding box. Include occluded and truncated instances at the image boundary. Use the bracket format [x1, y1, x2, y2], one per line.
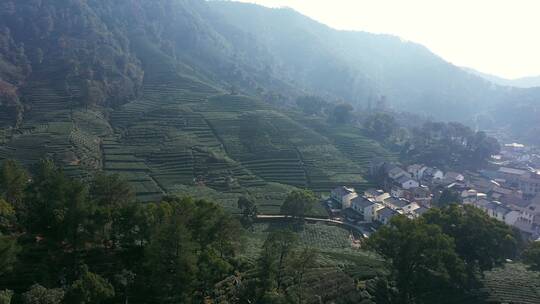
[464, 67, 540, 88]
[0, 0, 398, 206]
[0, 0, 539, 206]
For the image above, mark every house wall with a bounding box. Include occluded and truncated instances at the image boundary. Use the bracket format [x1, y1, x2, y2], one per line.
[341, 193, 358, 209]
[505, 211, 521, 226]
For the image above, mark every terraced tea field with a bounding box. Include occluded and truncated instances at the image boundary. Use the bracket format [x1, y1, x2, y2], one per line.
[1, 48, 397, 208]
[213, 221, 385, 303]
[482, 263, 540, 304]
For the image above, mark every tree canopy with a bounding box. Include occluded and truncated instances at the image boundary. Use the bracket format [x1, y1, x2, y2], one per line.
[280, 190, 317, 219]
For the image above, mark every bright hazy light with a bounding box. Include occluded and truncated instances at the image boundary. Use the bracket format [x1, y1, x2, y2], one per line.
[235, 0, 540, 79]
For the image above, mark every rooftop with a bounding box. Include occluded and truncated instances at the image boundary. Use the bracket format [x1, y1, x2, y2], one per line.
[352, 196, 377, 209]
[332, 186, 356, 197]
[498, 167, 529, 176]
[378, 207, 399, 218]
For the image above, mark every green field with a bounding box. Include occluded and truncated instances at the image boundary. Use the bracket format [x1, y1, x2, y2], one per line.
[211, 221, 386, 303]
[0, 46, 397, 208]
[482, 263, 540, 304]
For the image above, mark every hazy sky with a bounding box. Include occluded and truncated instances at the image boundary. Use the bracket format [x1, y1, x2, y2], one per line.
[236, 0, 540, 79]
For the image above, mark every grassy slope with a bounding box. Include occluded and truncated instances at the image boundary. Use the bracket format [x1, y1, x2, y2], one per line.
[482, 263, 540, 304]
[1, 38, 397, 210]
[220, 222, 386, 303]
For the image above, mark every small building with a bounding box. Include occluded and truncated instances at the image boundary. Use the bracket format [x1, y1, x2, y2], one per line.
[497, 167, 530, 186]
[401, 186, 432, 205]
[388, 167, 409, 180]
[422, 167, 444, 183]
[395, 175, 420, 190]
[519, 173, 540, 198]
[376, 207, 400, 225]
[331, 186, 358, 209]
[407, 164, 425, 180]
[384, 197, 410, 210]
[351, 196, 384, 223]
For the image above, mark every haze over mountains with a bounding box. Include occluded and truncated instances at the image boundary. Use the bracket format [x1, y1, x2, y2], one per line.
[0, 0, 539, 189]
[464, 67, 540, 88]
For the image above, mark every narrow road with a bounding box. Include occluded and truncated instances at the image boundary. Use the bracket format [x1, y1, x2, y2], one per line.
[255, 214, 371, 237]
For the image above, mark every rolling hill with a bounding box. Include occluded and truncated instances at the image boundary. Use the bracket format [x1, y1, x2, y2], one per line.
[0, 0, 539, 206]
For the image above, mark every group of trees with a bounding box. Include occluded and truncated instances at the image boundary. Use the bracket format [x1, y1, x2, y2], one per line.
[366, 204, 521, 304]
[0, 158, 324, 304]
[0, 159, 244, 304]
[401, 121, 500, 168]
[234, 229, 318, 304]
[362, 111, 500, 168]
[295, 95, 355, 124]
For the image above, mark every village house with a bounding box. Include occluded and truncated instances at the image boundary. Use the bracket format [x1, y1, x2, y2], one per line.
[331, 186, 358, 209]
[403, 186, 432, 205]
[351, 196, 384, 222]
[364, 189, 391, 204]
[497, 167, 530, 186]
[401, 201, 422, 218]
[383, 197, 411, 210]
[519, 172, 540, 198]
[395, 175, 419, 189]
[421, 167, 444, 184]
[376, 207, 400, 225]
[388, 166, 409, 180]
[407, 164, 425, 180]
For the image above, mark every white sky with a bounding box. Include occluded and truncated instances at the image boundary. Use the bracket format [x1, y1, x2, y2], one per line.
[235, 0, 540, 79]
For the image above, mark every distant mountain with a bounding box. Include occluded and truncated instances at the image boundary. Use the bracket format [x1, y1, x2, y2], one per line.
[464, 67, 540, 88]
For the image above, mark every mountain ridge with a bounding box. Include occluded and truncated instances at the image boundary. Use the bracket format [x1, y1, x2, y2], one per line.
[463, 67, 540, 88]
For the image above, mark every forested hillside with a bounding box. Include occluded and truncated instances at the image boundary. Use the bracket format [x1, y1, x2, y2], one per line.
[0, 0, 398, 205]
[0, 0, 538, 203]
[208, 1, 540, 124]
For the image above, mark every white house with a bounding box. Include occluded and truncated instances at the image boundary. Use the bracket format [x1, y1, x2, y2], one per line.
[351, 196, 384, 222]
[407, 164, 424, 180]
[422, 167, 444, 183]
[395, 175, 420, 190]
[331, 186, 358, 209]
[402, 202, 421, 217]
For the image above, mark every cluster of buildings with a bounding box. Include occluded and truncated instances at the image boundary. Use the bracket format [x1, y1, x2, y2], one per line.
[331, 150, 540, 240]
[463, 166, 540, 239]
[330, 186, 429, 225]
[330, 162, 453, 226]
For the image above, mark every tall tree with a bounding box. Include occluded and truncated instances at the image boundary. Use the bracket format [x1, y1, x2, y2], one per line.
[422, 205, 517, 275]
[330, 103, 354, 124]
[287, 247, 318, 304]
[437, 189, 459, 208]
[259, 229, 298, 292]
[237, 195, 258, 229]
[366, 216, 465, 304]
[90, 173, 134, 244]
[0, 160, 28, 208]
[280, 190, 317, 219]
[0, 199, 16, 233]
[0, 290, 13, 304]
[65, 265, 115, 304]
[364, 112, 398, 141]
[22, 284, 64, 304]
[523, 241, 540, 272]
[0, 236, 19, 277]
[143, 200, 198, 303]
